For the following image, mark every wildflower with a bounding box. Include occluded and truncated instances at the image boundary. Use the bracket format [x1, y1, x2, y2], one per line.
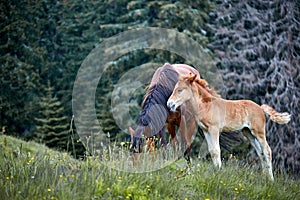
[234, 188, 238, 191]
[146, 185, 151, 191]
[28, 156, 35, 164]
[62, 153, 67, 159]
[59, 174, 63, 178]
[106, 187, 110, 191]
[47, 189, 51, 192]
[204, 198, 210, 200]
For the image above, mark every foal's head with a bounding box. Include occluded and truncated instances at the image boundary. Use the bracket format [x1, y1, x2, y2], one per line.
[167, 74, 217, 112]
[167, 74, 198, 112]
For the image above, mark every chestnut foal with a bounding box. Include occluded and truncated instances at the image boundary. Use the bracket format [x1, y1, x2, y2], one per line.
[167, 74, 291, 180]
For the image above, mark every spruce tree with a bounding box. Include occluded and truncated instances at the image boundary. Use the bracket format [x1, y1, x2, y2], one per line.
[34, 81, 69, 150]
[0, 0, 59, 136]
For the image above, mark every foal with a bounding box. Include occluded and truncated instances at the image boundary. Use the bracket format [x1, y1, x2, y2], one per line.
[167, 74, 291, 180]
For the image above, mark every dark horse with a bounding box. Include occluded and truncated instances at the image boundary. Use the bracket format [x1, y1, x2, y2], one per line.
[129, 63, 200, 164]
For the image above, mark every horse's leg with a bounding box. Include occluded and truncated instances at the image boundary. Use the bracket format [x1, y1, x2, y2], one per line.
[158, 128, 167, 159]
[242, 128, 273, 180]
[158, 128, 167, 147]
[242, 128, 263, 158]
[204, 128, 221, 168]
[184, 117, 197, 164]
[166, 123, 178, 149]
[179, 115, 191, 164]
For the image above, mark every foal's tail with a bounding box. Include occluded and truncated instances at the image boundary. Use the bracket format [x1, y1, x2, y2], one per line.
[261, 104, 291, 124]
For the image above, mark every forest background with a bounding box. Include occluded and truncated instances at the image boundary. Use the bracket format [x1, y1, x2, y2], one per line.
[0, 0, 299, 176]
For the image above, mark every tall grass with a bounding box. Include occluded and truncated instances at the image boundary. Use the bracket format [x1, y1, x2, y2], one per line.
[0, 135, 299, 200]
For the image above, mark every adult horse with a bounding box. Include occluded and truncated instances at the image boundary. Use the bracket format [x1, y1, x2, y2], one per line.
[129, 63, 200, 163]
[167, 74, 291, 180]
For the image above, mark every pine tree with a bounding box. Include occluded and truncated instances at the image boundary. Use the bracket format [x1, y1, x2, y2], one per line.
[0, 0, 59, 136]
[34, 81, 69, 150]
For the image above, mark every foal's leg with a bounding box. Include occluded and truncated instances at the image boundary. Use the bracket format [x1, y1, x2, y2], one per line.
[242, 128, 273, 180]
[254, 130, 273, 181]
[204, 128, 221, 168]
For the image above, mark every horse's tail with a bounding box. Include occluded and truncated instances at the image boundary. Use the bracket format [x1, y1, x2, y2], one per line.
[261, 104, 291, 124]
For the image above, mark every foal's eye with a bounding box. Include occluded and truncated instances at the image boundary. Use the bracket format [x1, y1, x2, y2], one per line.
[177, 89, 183, 93]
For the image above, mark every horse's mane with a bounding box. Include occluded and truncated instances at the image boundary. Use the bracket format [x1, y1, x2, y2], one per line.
[182, 74, 220, 98]
[138, 65, 179, 131]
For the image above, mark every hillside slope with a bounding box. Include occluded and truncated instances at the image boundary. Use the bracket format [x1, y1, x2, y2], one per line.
[0, 135, 299, 200]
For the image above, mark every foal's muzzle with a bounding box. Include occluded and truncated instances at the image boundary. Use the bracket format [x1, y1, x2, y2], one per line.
[167, 100, 177, 112]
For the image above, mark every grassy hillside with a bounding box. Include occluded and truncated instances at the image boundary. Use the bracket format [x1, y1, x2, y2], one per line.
[0, 135, 299, 200]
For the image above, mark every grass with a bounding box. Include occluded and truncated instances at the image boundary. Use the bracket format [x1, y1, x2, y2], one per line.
[0, 135, 299, 200]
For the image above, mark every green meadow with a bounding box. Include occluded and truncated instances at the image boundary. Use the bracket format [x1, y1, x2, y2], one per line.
[0, 135, 299, 200]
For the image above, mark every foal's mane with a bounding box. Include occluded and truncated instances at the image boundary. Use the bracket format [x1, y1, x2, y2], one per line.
[182, 74, 220, 98]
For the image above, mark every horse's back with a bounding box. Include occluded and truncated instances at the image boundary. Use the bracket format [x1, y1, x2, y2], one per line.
[148, 66, 163, 88]
[157, 63, 200, 78]
[171, 63, 200, 77]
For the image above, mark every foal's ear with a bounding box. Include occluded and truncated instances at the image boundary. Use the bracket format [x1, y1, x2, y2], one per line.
[188, 73, 197, 84]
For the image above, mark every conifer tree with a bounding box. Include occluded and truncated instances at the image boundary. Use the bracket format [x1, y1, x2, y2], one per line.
[0, 0, 59, 136]
[34, 81, 69, 150]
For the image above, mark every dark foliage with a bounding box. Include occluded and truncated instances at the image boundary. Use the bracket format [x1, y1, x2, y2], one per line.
[0, 0, 212, 154]
[207, 0, 300, 175]
[1, 0, 299, 175]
